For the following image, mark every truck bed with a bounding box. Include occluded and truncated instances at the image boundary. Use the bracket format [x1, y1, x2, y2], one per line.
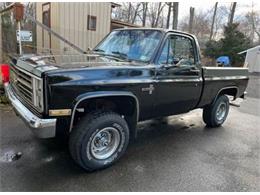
[197, 67, 249, 107]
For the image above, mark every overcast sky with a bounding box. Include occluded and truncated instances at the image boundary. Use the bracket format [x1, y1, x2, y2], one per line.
[178, 1, 260, 21]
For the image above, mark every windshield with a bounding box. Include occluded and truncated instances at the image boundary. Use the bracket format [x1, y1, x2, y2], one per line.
[94, 30, 162, 62]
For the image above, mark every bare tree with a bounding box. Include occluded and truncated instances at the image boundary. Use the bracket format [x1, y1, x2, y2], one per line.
[111, 3, 130, 22]
[239, 9, 260, 44]
[212, 5, 229, 39]
[147, 2, 165, 27]
[141, 2, 148, 27]
[112, 2, 142, 24]
[228, 2, 237, 25]
[209, 2, 218, 40]
[251, 13, 260, 44]
[127, 2, 132, 23]
[165, 2, 172, 29]
[180, 9, 211, 47]
[154, 2, 165, 27]
[131, 3, 141, 24]
[172, 2, 179, 30]
[188, 7, 195, 33]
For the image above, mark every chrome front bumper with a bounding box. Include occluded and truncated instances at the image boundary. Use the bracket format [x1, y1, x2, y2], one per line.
[4, 83, 56, 138]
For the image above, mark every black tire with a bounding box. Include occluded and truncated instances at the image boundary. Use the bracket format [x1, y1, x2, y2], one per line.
[203, 95, 229, 127]
[69, 111, 129, 171]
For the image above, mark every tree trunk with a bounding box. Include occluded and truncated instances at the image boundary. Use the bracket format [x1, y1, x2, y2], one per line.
[209, 2, 218, 40]
[249, 11, 255, 44]
[188, 7, 195, 33]
[142, 2, 148, 27]
[131, 3, 141, 24]
[172, 2, 179, 30]
[127, 3, 132, 23]
[166, 3, 172, 29]
[228, 2, 237, 25]
[154, 3, 162, 27]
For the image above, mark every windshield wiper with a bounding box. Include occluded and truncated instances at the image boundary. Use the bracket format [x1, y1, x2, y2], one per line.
[111, 51, 132, 62]
[93, 49, 132, 62]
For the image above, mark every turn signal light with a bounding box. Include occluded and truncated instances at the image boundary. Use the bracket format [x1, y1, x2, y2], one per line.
[49, 109, 72, 116]
[1, 64, 10, 83]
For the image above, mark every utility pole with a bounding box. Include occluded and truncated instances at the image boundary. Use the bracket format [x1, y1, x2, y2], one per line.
[188, 7, 195, 33]
[172, 2, 179, 30]
[228, 2, 237, 25]
[209, 2, 218, 40]
[13, 3, 24, 55]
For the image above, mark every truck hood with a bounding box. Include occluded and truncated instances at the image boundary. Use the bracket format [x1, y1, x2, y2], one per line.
[12, 54, 143, 77]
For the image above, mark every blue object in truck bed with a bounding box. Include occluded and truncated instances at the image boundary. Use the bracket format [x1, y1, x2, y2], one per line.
[216, 56, 230, 67]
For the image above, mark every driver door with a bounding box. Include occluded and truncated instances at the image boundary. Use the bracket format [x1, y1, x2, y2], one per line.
[154, 33, 203, 117]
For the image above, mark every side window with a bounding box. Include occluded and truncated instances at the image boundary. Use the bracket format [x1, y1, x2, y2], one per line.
[158, 35, 195, 66]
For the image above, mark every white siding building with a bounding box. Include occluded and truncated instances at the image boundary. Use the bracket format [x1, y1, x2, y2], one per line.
[36, 2, 112, 55]
[239, 46, 260, 73]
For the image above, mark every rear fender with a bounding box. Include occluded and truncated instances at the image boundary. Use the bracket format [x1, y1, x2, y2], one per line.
[213, 86, 239, 104]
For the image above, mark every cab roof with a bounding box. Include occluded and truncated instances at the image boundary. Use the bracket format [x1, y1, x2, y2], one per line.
[113, 27, 196, 38]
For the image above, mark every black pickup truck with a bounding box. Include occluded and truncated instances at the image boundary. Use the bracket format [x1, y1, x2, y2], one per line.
[5, 28, 249, 171]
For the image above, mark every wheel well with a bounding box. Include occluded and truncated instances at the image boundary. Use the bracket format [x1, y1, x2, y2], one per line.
[216, 87, 238, 101]
[71, 96, 138, 139]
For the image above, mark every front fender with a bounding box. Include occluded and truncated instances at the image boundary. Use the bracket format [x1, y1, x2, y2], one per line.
[69, 91, 140, 132]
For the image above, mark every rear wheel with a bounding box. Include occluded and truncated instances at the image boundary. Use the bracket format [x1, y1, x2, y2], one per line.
[69, 111, 129, 171]
[203, 95, 229, 127]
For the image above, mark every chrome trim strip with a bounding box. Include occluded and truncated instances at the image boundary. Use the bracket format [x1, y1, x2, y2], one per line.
[155, 78, 202, 83]
[69, 92, 140, 132]
[204, 76, 248, 81]
[204, 67, 249, 70]
[4, 83, 56, 138]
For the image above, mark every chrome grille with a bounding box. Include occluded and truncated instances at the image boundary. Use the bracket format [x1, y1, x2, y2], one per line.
[10, 65, 43, 112]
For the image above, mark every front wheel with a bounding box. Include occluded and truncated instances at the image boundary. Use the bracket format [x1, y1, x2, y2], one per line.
[203, 95, 230, 127]
[69, 111, 129, 171]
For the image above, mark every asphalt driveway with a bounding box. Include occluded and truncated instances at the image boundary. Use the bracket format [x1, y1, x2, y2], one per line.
[0, 75, 259, 191]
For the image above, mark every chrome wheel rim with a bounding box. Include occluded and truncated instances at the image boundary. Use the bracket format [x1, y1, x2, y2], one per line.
[90, 127, 120, 160]
[216, 102, 227, 121]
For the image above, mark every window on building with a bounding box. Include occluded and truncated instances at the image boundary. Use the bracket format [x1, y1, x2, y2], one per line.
[42, 3, 50, 28]
[88, 15, 97, 31]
